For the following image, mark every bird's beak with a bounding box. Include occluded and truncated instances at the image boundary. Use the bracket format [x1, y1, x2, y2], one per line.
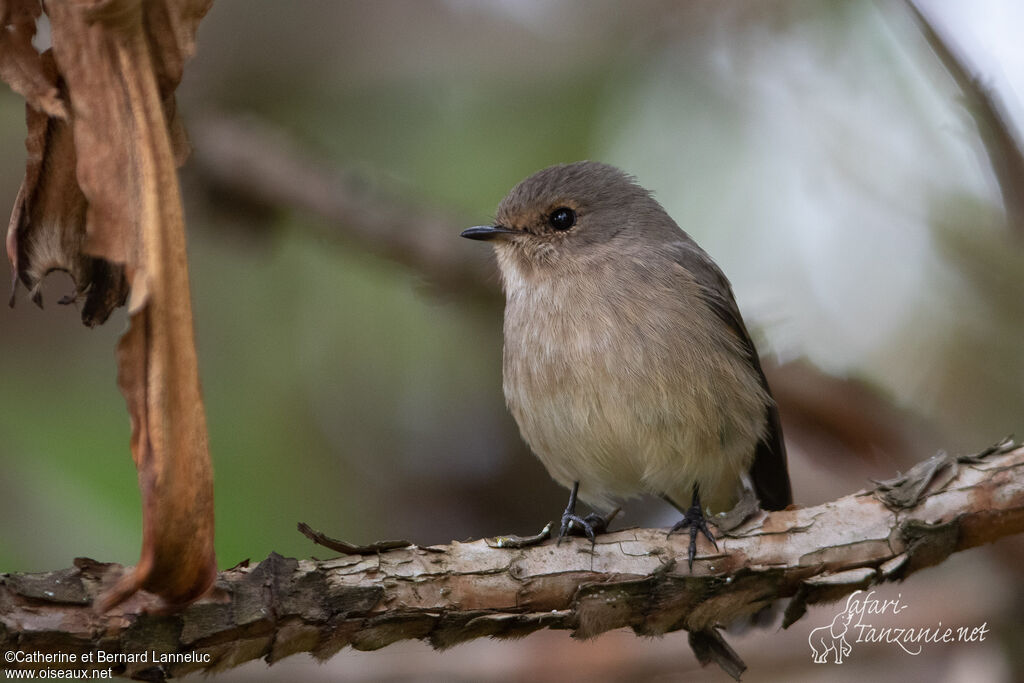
[460, 225, 517, 241]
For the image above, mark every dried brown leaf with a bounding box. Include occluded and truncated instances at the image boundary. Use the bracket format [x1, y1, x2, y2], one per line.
[2, 0, 216, 609]
[0, 0, 68, 118]
[5, 50, 127, 325]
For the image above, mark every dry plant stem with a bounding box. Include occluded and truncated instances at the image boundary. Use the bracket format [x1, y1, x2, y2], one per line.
[904, 0, 1024, 234]
[1, 443, 1021, 681]
[296, 522, 413, 555]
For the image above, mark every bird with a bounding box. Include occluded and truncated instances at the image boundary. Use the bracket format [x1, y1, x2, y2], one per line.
[461, 161, 791, 568]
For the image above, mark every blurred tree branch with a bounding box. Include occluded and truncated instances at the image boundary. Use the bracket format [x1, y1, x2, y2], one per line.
[904, 0, 1024, 236]
[2, 440, 1021, 681]
[187, 114, 500, 300]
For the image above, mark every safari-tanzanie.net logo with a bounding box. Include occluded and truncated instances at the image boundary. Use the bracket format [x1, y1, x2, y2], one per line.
[808, 590, 990, 664]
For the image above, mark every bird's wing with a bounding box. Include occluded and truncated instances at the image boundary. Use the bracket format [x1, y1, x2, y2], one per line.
[669, 241, 792, 510]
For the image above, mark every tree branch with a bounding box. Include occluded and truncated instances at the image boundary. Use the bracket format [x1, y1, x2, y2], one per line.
[186, 115, 499, 300]
[2, 440, 1021, 680]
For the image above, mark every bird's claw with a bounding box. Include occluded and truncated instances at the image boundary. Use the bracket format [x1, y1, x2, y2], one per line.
[668, 502, 718, 571]
[558, 512, 608, 544]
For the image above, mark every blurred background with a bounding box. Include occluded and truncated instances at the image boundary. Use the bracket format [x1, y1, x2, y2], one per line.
[1, 0, 1022, 680]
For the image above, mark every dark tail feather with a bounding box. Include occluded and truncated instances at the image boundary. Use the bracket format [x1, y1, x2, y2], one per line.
[751, 397, 792, 510]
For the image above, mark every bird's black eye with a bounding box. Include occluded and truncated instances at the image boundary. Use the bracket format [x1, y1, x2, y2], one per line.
[548, 207, 576, 231]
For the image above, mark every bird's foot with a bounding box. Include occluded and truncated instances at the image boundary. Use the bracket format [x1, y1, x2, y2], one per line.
[668, 502, 718, 571]
[558, 511, 609, 544]
[555, 482, 620, 546]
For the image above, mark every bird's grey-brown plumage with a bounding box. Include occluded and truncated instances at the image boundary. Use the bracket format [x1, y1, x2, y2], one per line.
[463, 161, 791, 551]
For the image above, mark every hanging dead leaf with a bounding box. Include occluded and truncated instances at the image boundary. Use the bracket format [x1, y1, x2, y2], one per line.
[1, 0, 216, 610]
[6, 50, 128, 325]
[0, 0, 68, 119]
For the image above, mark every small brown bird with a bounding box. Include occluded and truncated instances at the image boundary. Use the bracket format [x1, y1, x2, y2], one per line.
[462, 161, 791, 567]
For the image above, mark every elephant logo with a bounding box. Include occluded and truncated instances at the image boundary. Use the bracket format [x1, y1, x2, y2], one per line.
[808, 609, 855, 664]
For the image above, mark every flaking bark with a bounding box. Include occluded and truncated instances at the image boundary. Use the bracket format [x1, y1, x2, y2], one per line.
[1, 441, 1021, 681]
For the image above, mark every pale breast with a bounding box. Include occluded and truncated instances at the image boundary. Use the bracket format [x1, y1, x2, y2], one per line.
[500, 255, 768, 512]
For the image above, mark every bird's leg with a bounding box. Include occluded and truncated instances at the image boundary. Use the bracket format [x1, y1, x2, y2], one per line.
[486, 486, 618, 551]
[557, 482, 608, 544]
[667, 487, 718, 571]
